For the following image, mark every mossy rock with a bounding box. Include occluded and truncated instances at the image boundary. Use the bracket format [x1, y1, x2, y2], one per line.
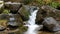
[18, 6, 30, 21]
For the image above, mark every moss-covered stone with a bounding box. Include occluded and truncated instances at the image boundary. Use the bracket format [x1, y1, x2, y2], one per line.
[18, 6, 30, 21]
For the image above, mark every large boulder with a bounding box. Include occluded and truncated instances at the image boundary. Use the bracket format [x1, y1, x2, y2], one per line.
[42, 17, 60, 32]
[18, 5, 37, 21]
[5, 2, 22, 14]
[8, 14, 23, 25]
[18, 6, 29, 21]
[41, 5, 60, 21]
[36, 5, 60, 25]
[36, 8, 45, 25]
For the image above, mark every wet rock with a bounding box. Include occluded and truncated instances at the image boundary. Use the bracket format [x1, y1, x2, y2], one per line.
[7, 21, 19, 30]
[23, 5, 38, 13]
[18, 6, 30, 21]
[9, 18, 15, 21]
[18, 5, 39, 21]
[7, 14, 22, 30]
[5, 2, 22, 14]
[42, 17, 60, 32]
[0, 26, 6, 31]
[41, 5, 60, 21]
[36, 5, 60, 25]
[8, 14, 23, 24]
[35, 25, 43, 31]
[36, 8, 45, 25]
[7, 14, 19, 27]
[0, 14, 9, 19]
[7, 22, 19, 26]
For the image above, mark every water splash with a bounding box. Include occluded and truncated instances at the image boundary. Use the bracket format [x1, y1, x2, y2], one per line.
[24, 9, 41, 34]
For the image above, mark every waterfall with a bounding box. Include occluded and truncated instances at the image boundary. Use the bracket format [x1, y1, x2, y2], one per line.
[24, 8, 42, 34]
[28, 10, 38, 25]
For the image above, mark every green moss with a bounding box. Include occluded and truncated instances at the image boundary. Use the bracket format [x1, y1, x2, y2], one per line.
[19, 17, 23, 22]
[33, 0, 60, 8]
[20, 7, 30, 21]
[18, 23, 28, 34]
[2, 9, 10, 14]
[21, 7, 29, 18]
[49, 2, 60, 8]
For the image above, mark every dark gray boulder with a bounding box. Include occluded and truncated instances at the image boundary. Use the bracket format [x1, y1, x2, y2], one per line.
[36, 5, 60, 25]
[42, 17, 60, 32]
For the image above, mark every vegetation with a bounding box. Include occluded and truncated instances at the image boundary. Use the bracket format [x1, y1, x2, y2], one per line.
[2, 9, 10, 14]
[32, 0, 60, 8]
[23, 0, 34, 5]
[19, 25, 28, 34]
[0, 0, 60, 34]
[20, 7, 30, 21]
[49, 1, 60, 8]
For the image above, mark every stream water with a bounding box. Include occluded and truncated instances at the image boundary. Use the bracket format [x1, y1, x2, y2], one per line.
[24, 9, 43, 34]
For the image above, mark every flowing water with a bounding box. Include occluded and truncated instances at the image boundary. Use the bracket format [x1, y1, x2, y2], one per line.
[24, 9, 43, 34]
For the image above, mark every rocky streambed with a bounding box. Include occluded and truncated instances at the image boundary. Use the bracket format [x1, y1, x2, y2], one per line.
[0, 0, 60, 34]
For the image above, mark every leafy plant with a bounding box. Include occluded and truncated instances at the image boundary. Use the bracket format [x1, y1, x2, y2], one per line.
[36, 0, 60, 8]
[49, 2, 60, 8]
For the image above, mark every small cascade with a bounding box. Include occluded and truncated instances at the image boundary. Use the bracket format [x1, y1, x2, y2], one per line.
[28, 10, 38, 25]
[24, 7, 42, 34]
